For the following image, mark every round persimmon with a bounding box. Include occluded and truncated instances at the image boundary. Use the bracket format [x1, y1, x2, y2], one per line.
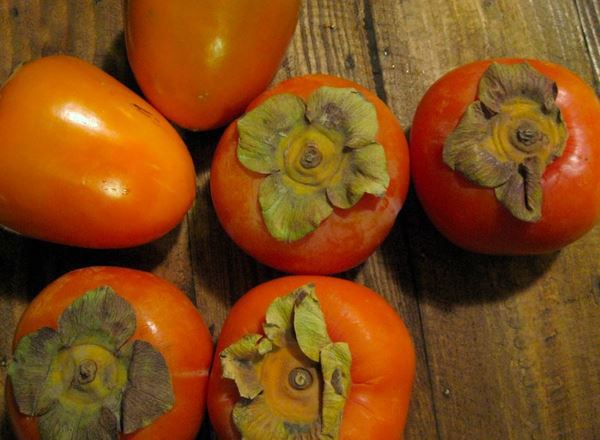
[207, 276, 415, 440]
[7, 266, 213, 440]
[210, 74, 410, 274]
[410, 58, 600, 254]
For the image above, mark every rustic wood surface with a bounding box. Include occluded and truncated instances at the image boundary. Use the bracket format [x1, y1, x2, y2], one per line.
[0, 1, 598, 439]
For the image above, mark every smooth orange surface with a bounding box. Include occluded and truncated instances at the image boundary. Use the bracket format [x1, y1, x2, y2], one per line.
[210, 74, 410, 274]
[410, 58, 600, 254]
[125, 0, 301, 130]
[207, 276, 416, 440]
[7, 267, 213, 440]
[0, 55, 196, 248]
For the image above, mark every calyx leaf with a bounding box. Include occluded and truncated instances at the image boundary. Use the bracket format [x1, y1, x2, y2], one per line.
[8, 286, 174, 439]
[220, 283, 352, 440]
[327, 142, 390, 209]
[58, 285, 136, 351]
[237, 85, 389, 242]
[220, 334, 270, 400]
[238, 94, 307, 174]
[38, 403, 118, 440]
[294, 290, 332, 362]
[321, 342, 352, 439]
[478, 62, 558, 114]
[122, 340, 175, 433]
[306, 86, 378, 148]
[8, 327, 63, 416]
[259, 173, 333, 242]
[443, 62, 568, 222]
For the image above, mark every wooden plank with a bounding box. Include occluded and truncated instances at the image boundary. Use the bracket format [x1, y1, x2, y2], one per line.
[186, 1, 438, 438]
[574, 0, 600, 94]
[369, 0, 600, 438]
[1, 0, 597, 439]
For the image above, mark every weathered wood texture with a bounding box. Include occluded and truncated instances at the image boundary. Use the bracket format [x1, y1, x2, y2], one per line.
[575, 0, 600, 95]
[0, 1, 598, 439]
[369, 0, 600, 439]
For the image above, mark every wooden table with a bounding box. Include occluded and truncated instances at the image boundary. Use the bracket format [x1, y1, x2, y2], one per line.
[1, 1, 599, 439]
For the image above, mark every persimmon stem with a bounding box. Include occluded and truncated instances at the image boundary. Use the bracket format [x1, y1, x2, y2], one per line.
[289, 367, 314, 390]
[76, 359, 97, 385]
[300, 143, 322, 169]
[511, 121, 546, 153]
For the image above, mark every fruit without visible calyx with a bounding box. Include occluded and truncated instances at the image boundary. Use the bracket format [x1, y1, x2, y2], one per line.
[0, 56, 196, 248]
[125, 0, 301, 130]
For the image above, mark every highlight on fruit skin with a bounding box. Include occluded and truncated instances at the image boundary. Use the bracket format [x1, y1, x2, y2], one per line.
[207, 275, 416, 439]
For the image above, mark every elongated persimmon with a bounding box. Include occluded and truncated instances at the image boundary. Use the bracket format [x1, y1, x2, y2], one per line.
[0, 55, 196, 248]
[125, 0, 301, 130]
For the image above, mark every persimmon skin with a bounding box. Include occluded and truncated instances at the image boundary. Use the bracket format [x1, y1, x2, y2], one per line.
[7, 266, 213, 440]
[207, 276, 416, 440]
[125, 0, 301, 130]
[210, 74, 410, 274]
[0, 55, 196, 248]
[410, 58, 600, 255]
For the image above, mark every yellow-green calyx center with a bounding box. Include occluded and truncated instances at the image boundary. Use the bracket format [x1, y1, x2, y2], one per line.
[443, 62, 568, 222]
[220, 283, 352, 440]
[8, 286, 174, 440]
[76, 359, 98, 385]
[51, 344, 127, 403]
[237, 86, 390, 242]
[282, 126, 344, 187]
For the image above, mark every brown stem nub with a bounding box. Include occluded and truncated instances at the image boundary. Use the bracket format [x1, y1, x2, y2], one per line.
[300, 143, 323, 169]
[289, 367, 314, 390]
[77, 359, 98, 385]
[511, 121, 546, 153]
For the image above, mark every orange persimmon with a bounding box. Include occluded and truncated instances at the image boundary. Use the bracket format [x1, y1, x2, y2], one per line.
[0, 55, 196, 248]
[125, 0, 301, 130]
[7, 266, 213, 440]
[210, 74, 410, 274]
[410, 58, 600, 254]
[207, 276, 415, 439]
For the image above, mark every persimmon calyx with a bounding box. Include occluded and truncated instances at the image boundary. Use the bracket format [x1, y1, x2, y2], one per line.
[8, 286, 174, 439]
[237, 86, 389, 242]
[220, 283, 351, 439]
[443, 62, 568, 222]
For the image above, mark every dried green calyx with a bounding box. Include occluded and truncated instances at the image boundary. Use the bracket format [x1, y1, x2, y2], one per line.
[443, 62, 568, 222]
[8, 287, 174, 440]
[220, 284, 351, 439]
[237, 86, 390, 242]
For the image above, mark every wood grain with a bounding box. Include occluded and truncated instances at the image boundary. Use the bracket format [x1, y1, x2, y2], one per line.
[0, 0, 599, 439]
[369, 0, 600, 438]
[574, 0, 600, 95]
